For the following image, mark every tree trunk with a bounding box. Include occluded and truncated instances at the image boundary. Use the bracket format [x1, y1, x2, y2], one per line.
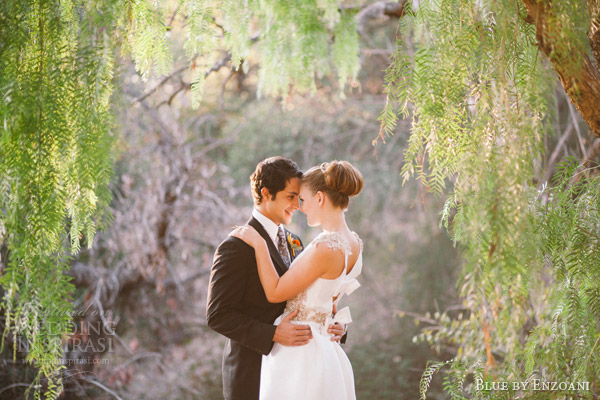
[522, 0, 600, 139]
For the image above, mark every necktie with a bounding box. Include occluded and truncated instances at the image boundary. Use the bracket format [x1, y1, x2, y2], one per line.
[277, 226, 291, 268]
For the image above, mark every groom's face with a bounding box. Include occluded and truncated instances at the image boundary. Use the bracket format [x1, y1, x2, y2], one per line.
[263, 177, 300, 225]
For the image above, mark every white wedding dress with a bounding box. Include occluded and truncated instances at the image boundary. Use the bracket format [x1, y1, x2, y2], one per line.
[259, 231, 363, 400]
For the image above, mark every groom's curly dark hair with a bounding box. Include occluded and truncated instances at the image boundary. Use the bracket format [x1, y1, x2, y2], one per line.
[250, 157, 303, 205]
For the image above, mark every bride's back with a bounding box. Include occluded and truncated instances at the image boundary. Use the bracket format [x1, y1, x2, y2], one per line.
[317, 230, 361, 280]
[284, 230, 363, 325]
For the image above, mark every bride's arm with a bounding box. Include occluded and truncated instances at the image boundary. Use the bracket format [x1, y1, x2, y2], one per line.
[254, 242, 337, 303]
[230, 226, 339, 303]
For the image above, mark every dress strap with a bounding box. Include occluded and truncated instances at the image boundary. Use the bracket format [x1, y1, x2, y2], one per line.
[343, 250, 349, 277]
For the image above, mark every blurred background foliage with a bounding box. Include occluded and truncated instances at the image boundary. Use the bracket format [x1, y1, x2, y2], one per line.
[97, 27, 461, 397]
[1, 2, 462, 398]
[2, 0, 600, 399]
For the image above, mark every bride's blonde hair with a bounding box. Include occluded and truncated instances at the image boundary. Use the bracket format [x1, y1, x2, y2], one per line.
[302, 161, 363, 209]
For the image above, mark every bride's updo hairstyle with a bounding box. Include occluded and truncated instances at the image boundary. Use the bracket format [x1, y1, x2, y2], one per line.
[302, 161, 363, 209]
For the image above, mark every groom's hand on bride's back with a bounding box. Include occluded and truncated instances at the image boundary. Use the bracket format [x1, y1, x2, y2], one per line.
[273, 310, 312, 346]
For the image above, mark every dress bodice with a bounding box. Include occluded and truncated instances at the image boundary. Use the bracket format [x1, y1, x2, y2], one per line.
[283, 231, 363, 327]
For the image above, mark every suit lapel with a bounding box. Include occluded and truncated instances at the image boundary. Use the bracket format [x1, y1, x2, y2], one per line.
[248, 217, 288, 276]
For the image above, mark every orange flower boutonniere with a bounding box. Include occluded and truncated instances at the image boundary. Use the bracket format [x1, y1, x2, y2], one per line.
[287, 232, 303, 257]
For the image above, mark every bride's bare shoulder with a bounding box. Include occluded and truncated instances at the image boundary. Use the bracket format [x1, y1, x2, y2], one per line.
[351, 231, 363, 252]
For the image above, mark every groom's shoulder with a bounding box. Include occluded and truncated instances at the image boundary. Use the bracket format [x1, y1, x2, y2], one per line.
[214, 235, 252, 256]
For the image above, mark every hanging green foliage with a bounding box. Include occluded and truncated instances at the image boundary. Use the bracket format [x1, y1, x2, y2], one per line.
[0, 0, 361, 397]
[0, 0, 116, 397]
[124, 0, 361, 104]
[379, 0, 600, 398]
[3, 0, 597, 398]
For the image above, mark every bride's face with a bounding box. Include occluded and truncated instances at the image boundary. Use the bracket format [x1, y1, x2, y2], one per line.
[299, 184, 321, 227]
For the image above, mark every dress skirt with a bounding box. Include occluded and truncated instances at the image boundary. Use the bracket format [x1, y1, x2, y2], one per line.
[259, 319, 356, 400]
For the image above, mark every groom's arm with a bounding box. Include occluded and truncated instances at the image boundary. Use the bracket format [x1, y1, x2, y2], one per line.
[328, 303, 348, 344]
[206, 238, 277, 355]
[341, 328, 348, 344]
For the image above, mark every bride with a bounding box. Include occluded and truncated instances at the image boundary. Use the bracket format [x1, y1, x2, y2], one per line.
[230, 160, 364, 400]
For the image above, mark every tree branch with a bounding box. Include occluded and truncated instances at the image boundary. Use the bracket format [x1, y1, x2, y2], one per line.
[67, 262, 210, 298]
[133, 65, 189, 105]
[133, 54, 232, 105]
[583, 138, 600, 169]
[80, 376, 125, 400]
[355, 1, 409, 39]
[0, 383, 31, 397]
[567, 100, 588, 157]
[544, 119, 574, 184]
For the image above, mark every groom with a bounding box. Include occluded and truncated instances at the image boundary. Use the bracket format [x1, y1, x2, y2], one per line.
[206, 157, 345, 400]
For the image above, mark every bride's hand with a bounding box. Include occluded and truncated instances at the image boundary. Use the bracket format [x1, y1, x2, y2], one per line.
[229, 225, 265, 248]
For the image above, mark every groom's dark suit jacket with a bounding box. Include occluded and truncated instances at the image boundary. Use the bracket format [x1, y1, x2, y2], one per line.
[206, 217, 303, 400]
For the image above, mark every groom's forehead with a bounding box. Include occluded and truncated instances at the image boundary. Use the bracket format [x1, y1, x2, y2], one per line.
[285, 178, 300, 191]
[274, 179, 299, 197]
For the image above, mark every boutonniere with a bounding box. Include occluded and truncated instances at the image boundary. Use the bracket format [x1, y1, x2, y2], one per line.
[287, 232, 303, 257]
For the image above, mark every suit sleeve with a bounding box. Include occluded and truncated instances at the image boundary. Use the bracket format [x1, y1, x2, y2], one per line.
[206, 238, 277, 355]
[341, 330, 348, 344]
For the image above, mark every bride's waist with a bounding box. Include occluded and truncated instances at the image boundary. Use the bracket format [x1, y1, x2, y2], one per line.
[282, 304, 332, 326]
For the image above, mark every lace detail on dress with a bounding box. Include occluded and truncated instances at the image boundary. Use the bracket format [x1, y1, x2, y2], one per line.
[312, 232, 352, 255]
[283, 290, 330, 325]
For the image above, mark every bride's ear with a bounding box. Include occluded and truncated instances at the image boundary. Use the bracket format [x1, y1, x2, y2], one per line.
[316, 191, 324, 206]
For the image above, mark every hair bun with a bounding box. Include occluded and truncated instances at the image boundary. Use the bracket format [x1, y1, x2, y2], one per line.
[322, 161, 363, 198]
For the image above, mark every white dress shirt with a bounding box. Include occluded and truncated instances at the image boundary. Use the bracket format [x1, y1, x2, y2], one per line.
[252, 208, 281, 248]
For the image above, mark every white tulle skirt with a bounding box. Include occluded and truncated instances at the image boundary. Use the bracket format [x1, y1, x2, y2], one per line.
[259, 319, 356, 400]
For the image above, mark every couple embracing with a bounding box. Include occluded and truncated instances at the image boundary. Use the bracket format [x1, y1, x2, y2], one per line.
[206, 156, 364, 400]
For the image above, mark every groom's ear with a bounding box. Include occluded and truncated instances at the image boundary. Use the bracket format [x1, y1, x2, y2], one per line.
[261, 187, 272, 202]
